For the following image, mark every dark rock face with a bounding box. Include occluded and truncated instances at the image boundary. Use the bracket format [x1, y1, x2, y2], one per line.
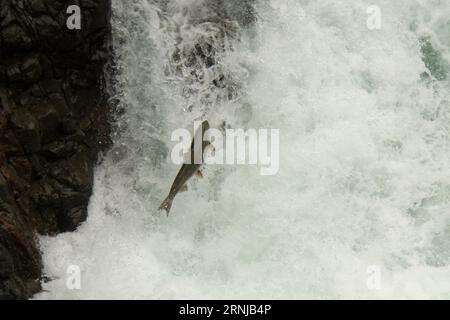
[0, 0, 111, 299]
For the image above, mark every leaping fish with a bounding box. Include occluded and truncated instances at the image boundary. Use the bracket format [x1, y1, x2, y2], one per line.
[159, 120, 210, 215]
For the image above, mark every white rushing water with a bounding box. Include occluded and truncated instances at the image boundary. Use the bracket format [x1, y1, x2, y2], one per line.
[35, 0, 450, 299]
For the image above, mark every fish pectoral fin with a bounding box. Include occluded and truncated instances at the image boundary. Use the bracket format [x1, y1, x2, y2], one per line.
[180, 184, 188, 192]
[195, 170, 203, 179]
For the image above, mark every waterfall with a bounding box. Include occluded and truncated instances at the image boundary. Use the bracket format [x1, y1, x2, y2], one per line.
[36, 0, 450, 299]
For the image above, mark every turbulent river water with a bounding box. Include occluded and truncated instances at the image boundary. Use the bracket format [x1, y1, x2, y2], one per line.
[35, 0, 450, 299]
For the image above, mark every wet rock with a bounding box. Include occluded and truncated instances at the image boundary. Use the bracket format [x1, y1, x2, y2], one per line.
[21, 55, 43, 83]
[64, 207, 87, 231]
[0, 244, 14, 279]
[1, 24, 33, 50]
[9, 110, 41, 153]
[39, 79, 61, 95]
[5, 65, 22, 82]
[49, 152, 93, 192]
[31, 95, 68, 143]
[0, 173, 15, 211]
[29, 177, 90, 234]
[0, 5, 15, 27]
[34, 15, 60, 40]
[0, 0, 112, 299]
[61, 118, 77, 134]
[5, 54, 42, 83]
[29, 0, 47, 14]
[18, 87, 43, 106]
[0, 87, 14, 112]
[41, 140, 77, 159]
[79, 117, 92, 132]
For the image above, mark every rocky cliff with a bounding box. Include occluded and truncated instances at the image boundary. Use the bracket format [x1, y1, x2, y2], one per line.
[0, 0, 111, 299]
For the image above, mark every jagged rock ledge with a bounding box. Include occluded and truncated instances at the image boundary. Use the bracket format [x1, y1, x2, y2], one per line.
[0, 0, 111, 299]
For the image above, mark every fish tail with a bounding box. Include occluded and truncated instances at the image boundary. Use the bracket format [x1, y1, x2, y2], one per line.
[159, 196, 173, 216]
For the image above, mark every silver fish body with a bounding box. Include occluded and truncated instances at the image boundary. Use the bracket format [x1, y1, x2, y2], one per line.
[159, 120, 210, 215]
